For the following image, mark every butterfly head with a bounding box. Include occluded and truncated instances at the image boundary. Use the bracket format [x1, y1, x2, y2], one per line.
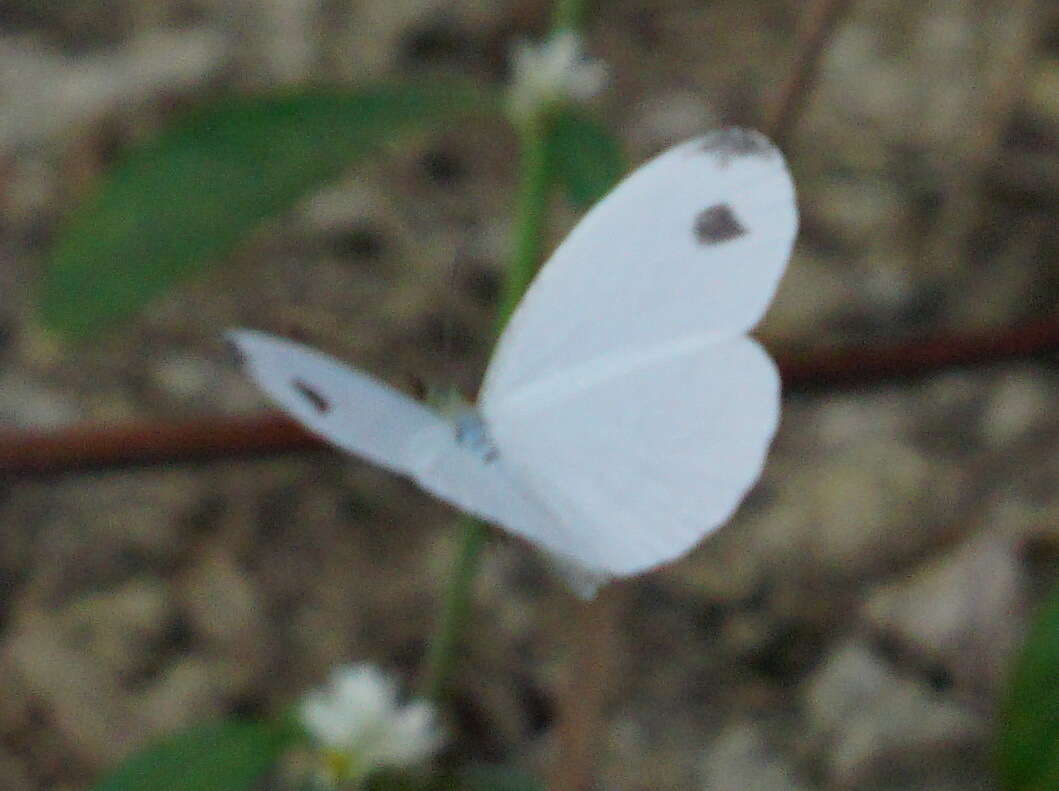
[452, 409, 498, 464]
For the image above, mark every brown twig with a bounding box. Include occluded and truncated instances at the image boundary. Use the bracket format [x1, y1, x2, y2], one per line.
[762, 0, 855, 145]
[776, 315, 1059, 392]
[3, 316, 1056, 477]
[924, 0, 1046, 270]
[546, 586, 622, 791]
[0, 413, 322, 477]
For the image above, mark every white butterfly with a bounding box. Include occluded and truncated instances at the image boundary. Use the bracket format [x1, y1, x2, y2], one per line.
[229, 128, 797, 596]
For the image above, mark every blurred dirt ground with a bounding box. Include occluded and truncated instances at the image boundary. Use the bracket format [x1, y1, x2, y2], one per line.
[1, 1, 1059, 789]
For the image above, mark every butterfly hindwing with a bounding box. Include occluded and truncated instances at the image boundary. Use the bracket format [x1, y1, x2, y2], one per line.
[483, 336, 780, 575]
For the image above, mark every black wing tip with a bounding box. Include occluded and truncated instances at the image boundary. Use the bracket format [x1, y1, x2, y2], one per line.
[698, 128, 777, 164]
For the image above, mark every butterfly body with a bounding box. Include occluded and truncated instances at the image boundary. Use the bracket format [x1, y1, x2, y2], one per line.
[452, 410, 498, 463]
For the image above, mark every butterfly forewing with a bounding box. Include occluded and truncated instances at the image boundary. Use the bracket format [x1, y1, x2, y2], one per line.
[480, 128, 796, 406]
[227, 330, 442, 476]
[229, 330, 575, 565]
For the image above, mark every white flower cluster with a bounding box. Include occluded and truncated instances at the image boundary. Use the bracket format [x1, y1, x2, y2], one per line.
[299, 663, 442, 787]
[507, 31, 608, 124]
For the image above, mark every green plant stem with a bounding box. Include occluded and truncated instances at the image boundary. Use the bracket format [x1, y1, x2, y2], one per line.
[420, 516, 487, 702]
[420, 121, 555, 703]
[496, 122, 553, 329]
[552, 0, 590, 31]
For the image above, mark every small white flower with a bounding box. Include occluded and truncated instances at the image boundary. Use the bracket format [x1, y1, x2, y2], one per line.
[299, 664, 442, 787]
[507, 31, 608, 124]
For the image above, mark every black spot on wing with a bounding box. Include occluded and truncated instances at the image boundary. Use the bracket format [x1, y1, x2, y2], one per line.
[695, 204, 747, 245]
[293, 379, 330, 413]
[699, 128, 775, 167]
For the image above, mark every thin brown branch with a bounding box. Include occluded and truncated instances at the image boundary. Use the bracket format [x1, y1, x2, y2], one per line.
[0, 413, 322, 477]
[776, 316, 1059, 392]
[546, 586, 622, 791]
[2, 317, 1057, 478]
[924, 0, 1047, 270]
[762, 0, 855, 145]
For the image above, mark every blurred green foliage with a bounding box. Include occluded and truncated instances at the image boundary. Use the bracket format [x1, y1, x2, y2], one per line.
[367, 764, 547, 791]
[547, 109, 624, 208]
[90, 719, 300, 791]
[452, 764, 546, 790]
[38, 80, 622, 342]
[40, 84, 487, 339]
[998, 582, 1059, 790]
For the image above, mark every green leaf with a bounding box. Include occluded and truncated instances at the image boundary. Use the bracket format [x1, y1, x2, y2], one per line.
[91, 718, 300, 791]
[455, 764, 545, 791]
[998, 582, 1059, 790]
[40, 82, 490, 339]
[547, 109, 624, 209]
[365, 769, 432, 791]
